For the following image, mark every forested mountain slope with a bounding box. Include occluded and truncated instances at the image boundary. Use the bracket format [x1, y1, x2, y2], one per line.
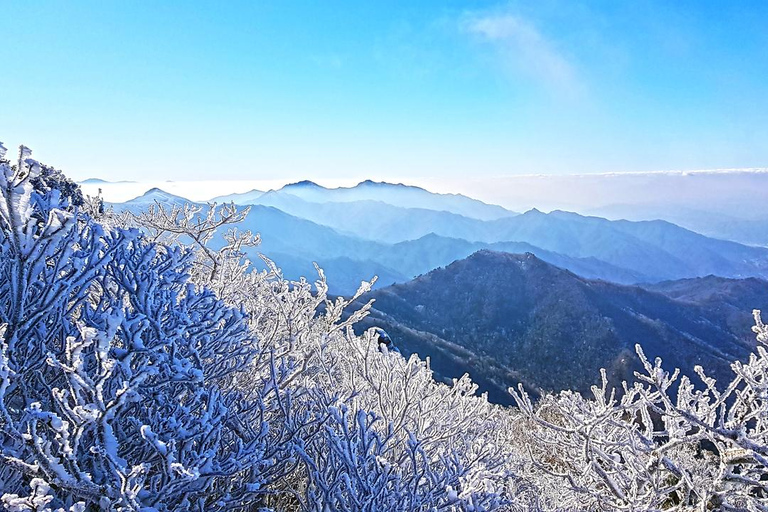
[352, 251, 765, 404]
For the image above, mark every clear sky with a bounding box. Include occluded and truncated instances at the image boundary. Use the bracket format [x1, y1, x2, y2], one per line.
[1, 1, 767, 183]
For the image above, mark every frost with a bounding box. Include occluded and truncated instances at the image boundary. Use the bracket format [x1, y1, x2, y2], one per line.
[0, 145, 275, 509]
[2, 140, 766, 510]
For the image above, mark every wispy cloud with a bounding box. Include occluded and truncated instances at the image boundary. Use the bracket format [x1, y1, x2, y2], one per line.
[461, 11, 581, 94]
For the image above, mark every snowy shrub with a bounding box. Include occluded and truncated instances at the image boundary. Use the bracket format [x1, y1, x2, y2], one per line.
[511, 314, 768, 511]
[0, 142, 519, 510]
[0, 145, 296, 510]
[119, 178, 525, 510]
[297, 404, 507, 511]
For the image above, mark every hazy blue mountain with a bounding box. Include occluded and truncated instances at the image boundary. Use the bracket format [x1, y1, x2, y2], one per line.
[352, 251, 763, 404]
[225, 208, 649, 292]
[211, 189, 264, 204]
[605, 215, 768, 277]
[476, 209, 768, 281]
[588, 203, 768, 247]
[490, 169, 768, 221]
[380, 234, 648, 284]
[112, 189, 768, 295]
[215, 189, 497, 243]
[274, 179, 517, 221]
[113, 188, 192, 214]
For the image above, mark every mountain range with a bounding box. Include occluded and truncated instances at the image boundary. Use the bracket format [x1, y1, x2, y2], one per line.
[81, 171, 768, 247]
[213, 179, 516, 221]
[588, 203, 768, 248]
[113, 183, 768, 295]
[106, 180, 768, 403]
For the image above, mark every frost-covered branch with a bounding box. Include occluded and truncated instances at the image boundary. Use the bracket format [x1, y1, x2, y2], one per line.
[511, 311, 768, 511]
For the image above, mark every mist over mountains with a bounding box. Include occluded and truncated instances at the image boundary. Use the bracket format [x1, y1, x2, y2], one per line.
[83, 169, 768, 247]
[494, 171, 768, 247]
[110, 179, 768, 296]
[465, 170, 768, 234]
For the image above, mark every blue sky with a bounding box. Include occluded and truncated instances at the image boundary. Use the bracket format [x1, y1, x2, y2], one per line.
[1, 1, 767, 182]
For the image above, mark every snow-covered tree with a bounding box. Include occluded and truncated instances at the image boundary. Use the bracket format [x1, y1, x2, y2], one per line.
[511, 315, 768, 511]
[0, 145, 300, 510]
[121, 198, 523, 510]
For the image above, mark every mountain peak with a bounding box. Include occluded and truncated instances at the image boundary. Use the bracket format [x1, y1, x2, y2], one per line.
[461, 250, 553, 275]
[284, 180, 323, 189]
[269, 178, 514, 220]
[359, 250, 760, 404]
[356, 179, 415, 189]
[125, 188, 191, 204]
[467, 249, 538, 263]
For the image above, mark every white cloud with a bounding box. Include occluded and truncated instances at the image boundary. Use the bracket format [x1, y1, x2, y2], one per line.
[462, 12, 580, 93]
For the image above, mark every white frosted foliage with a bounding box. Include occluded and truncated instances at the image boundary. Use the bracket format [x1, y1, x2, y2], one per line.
[1, 142, 766, 510]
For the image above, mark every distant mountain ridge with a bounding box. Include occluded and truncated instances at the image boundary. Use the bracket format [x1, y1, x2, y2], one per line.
[588, 203, 768, 247]
[211, 189, 264, 204]
[214, 189, 502, 243]
[475, 209, 768, 281]
[352, 251, 766, 404]
[112, 187, 768, 295]
[80, 178, 137, 184]
[213, 179, 517, 222]
[82, 169, 768, 246]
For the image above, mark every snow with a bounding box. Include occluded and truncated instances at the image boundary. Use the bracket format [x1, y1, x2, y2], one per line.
[2, 142, 767, 510]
